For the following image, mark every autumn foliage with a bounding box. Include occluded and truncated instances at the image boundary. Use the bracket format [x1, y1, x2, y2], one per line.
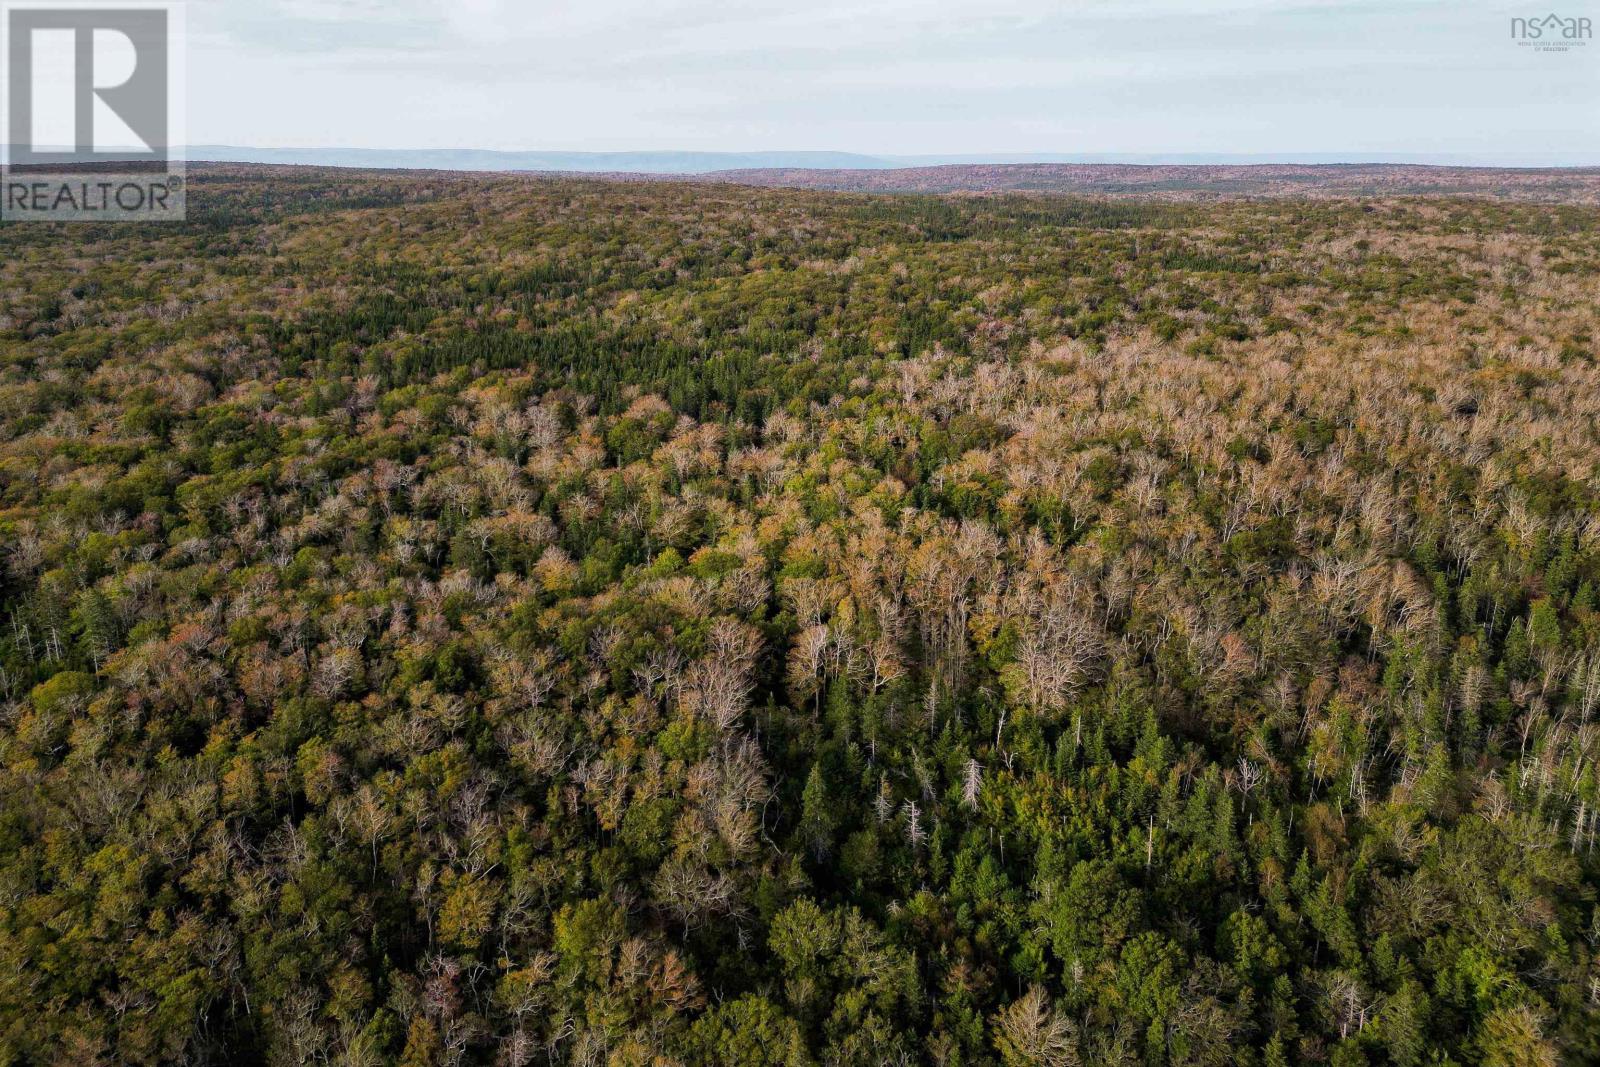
[1, 170, 1599, 1064]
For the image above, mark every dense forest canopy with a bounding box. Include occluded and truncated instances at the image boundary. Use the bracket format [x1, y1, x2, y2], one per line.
[2, 170, 1600, 1065]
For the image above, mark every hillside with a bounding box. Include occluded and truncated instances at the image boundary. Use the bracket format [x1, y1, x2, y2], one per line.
[2, 170, 1599, 1065]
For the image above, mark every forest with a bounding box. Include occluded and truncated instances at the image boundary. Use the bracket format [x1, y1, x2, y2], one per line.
[2, 168, 1600, 1065]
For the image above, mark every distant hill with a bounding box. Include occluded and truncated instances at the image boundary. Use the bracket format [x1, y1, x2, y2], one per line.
[170, 155, 1600, 204]
[174, 148, 1600, 175]
[694, 162, 1600, 203]
[182, 146, 898, 173]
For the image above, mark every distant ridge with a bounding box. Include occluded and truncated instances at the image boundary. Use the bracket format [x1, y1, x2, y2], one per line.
[178, 159, 1600, 206]
[181, 147, 899, 173]
[174, 147, 1600, 173]
[692, 162, 1600, 204]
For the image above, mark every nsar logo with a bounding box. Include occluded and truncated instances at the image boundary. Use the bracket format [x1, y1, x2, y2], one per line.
[1510, 12, 1592, 51]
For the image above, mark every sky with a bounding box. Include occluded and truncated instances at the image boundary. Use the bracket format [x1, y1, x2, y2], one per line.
[183, 0, 1600, 160]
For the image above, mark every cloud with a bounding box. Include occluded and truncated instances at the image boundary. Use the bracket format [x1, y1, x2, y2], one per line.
[183, 0, 1600, 155]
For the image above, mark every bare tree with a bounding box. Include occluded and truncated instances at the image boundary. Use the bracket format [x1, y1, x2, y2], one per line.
[994, 986, 1079, 1067]
[962, 759, 983, 811]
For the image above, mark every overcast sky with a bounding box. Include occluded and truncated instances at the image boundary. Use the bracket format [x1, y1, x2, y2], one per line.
[185, 0, 1600, 158]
